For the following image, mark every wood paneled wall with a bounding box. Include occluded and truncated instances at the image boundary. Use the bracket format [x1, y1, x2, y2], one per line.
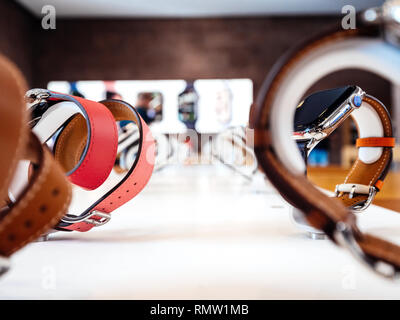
[31, 16, 343, 91]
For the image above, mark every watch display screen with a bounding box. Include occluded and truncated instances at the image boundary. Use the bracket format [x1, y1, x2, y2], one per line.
[294, 85, 356, 131]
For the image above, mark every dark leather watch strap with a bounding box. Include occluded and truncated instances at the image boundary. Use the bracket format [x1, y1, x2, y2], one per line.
[251, 26, 400, 277]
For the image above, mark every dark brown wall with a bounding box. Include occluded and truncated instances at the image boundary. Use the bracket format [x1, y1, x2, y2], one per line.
[34, 16, 345, 92]
[33, 16, 391, 102]
[0, 0, 35, 84]
[0, 6, 390, 104]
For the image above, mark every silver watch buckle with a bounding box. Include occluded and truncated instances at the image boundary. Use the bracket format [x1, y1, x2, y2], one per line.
[334, 185, 377, 212]
[84, 210, 112, 226]
[25, 88, 51, 107]
[60, 210, 111, 227]
[25, 88, 52, 127]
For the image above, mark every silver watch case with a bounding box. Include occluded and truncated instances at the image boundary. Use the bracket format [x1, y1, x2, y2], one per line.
[292, 86, 365, 155]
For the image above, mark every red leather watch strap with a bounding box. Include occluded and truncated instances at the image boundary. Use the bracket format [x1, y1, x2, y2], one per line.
[58, 99, 155, 232]
[49, 93, 118, 190]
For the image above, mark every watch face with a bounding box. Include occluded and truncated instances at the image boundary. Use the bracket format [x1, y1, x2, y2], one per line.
[294, 85, 356, 131]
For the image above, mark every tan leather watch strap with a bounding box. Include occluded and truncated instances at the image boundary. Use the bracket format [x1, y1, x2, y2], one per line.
[0, 134, 71, 256]
[336, 95, 394, 208]
[0, 54, 27, 204]
[0, 53, 71, 258]
[54, 114, 87, 173]
[252, 26, 400, 277]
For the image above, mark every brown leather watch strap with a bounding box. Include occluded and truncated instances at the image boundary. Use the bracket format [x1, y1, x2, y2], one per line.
[0, 54, 28, 204]
[0, 53, 71, 258]
[0, 134, 71, 256]
[54, 114, 88, 173]
[336, 95, 394, 208]
[252, 26, 400, 277]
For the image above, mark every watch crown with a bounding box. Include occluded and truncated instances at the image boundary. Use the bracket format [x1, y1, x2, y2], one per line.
[353, 95, 362, 108]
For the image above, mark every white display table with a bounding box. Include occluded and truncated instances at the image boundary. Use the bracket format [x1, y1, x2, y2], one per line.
[1, 165, 400, 299]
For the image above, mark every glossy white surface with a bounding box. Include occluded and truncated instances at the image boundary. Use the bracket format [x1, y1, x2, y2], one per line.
[1, 165, 400, 299]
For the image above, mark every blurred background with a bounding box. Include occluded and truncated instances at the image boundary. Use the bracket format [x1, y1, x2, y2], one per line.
[1, 0, 398, 211]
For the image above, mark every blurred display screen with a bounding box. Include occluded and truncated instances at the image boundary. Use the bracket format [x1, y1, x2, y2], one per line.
[48, 79, 253, 133]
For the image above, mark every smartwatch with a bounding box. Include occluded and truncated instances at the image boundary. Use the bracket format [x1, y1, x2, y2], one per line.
[251, 0, 400, 278]
[210, 126, 258, 181]
[293, 85, 394, 211]
[115, 123, 174, 173]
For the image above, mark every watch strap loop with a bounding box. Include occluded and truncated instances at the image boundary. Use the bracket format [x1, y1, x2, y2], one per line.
[356, 137, 395, 148]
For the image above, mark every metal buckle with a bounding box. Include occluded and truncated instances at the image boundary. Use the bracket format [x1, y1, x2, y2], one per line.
[84, 211, 112, 226]
[0, 255, 10, 277]
[61, 210, 111, 227]
[334, 221, 399, 279]
[25, 89, 52, 127]
[25, 88, 50, 108]
[334, 185, 377, 212]
[351, 186, 376, 212]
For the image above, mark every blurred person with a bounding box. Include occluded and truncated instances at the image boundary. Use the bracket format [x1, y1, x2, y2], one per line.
[104, 81, 131, 127]
[104, 80, 122, 100]
[136, 92, 156, 124]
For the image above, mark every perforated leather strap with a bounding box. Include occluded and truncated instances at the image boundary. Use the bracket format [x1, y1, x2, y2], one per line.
[44, 92, 118, 190]
[0, 55, 27, 204]
[252, 25, 400, 276]
[56, 99, 155, 232]
[0, 134, 71, 256]
[0, 54, 71, 257]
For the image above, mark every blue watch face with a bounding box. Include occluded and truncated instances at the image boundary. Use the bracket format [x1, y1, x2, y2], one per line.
[294, 85, 357, 131]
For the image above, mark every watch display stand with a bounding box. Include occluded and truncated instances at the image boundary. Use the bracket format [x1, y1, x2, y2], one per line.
[291, 207, 326, 240]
